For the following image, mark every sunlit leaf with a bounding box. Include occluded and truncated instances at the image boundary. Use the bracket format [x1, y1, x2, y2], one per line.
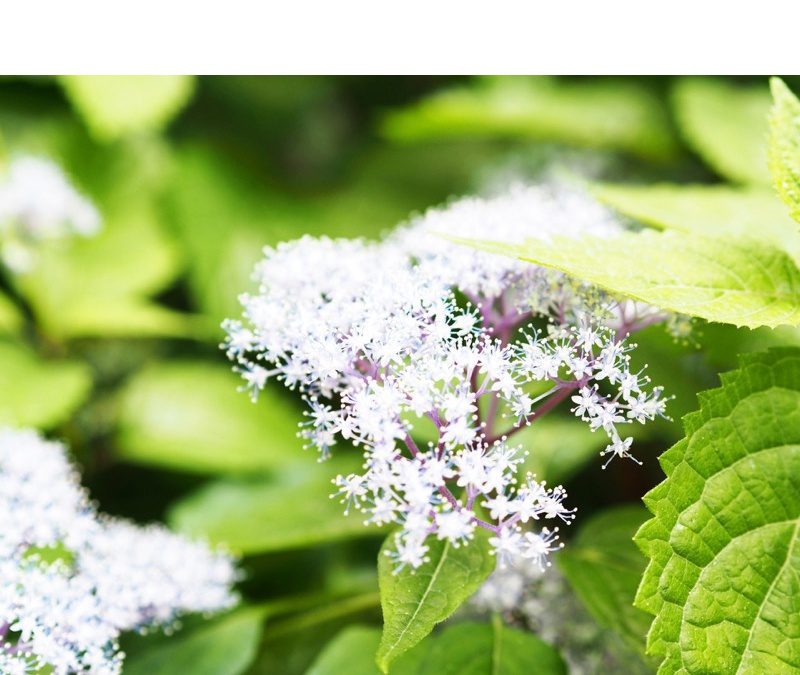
[0, 341, 91, 429]
[594, 183, 800, 261]
[59, 75, 195, 141]
[116, 361, 305, 474]
[382, 76, 677, 161]
[376, 529, 495, 672]
[454, 229, 800, 329]
[769, 77, 800, 224]
[635, 348, 800, 674]
[672, 77, 772, 184]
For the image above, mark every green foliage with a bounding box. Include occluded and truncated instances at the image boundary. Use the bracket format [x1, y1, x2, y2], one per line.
[382, 76, 677, 161]
[0, 290, 22, 334]
[168, 454, 377, 554]
[557, 505, 654, 656]
[769, 77, 800, 224]
[0, 341, 91, 429]
[122, 610, 263, 675]
[594, 183, 800, 260]
[635, 348, 800, 674]
[455, 229, 800, 329]
[116, 361, 304, 474]
[672, 77, 772, 184]
[58, 75, 195, 141]
[310, 620, 566, 675]
[14, 191, 191, 340]
[376, 529, 495, 672]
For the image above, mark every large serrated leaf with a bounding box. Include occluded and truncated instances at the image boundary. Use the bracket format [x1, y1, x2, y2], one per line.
[116, 361, 305, 475]
[769, 77, 800, 225]
[634, 348, 800, 674]
[672, 78, 772, 185]
[59, 76, 195, 141]
[455, 229, 800, 329]
[593, 183, 800, 261]
[376, 529, 495, 672]
[557, 505, 654, 656]
[382, 76, 676, 161]
[0, 341, 91, 429]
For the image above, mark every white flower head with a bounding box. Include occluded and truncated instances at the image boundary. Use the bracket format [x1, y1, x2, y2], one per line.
[225, 184, 671, 571]
[0, 428, 239, 674]
[0, 156, 101, 272]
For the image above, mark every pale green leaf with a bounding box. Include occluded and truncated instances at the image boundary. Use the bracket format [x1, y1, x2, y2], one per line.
[376, 529, 495, 672]
[455, 229, 800, 329]
[59, 75, 195, 141]
[594, 183, 800, 261]
[15, 193, 191, 339]
[116, 361, 304, 474]
[557, 505, 654, 656]
[168, 454, 376, 554]
[0, 341, 91, 429]
[122, 609, 263, 675]
[0, 290, 22, 335]
[634, 348, 800, 674]
[672, 77, 772, 184]
[769, 77, 800, 224]
[382, 76, 677, 161]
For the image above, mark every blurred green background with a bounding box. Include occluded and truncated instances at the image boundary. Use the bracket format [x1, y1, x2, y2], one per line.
[1, 75, 797, 674]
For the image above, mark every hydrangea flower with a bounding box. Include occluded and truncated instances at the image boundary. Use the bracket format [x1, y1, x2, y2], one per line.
[0, 428, 238, 674]
[0, 156, 101, 272]
[224, 184, 670, 572]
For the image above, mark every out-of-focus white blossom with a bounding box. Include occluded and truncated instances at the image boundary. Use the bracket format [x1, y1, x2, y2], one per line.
[0, 428, 238, 674]
[224, 184, 670, 572]
[0, 156, 101, 272]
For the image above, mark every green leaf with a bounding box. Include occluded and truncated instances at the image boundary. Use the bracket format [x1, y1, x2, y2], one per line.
[634, 348, 800, 674]
[376, 529, 495, 672]
[306, 626, 383, 675]
[16, 192, 192, 340]
[455, 228, 800, 329]
[672, 77, 772, 185]
[122, 609, 263, 675]
[116, 361, 305, 474]
[58, 75, 195, 141]
[557, 505, 654, 656]
[312, 619, 566, 675]
[168, 453, 377, 554]
[769, 77, 800, 224]
[382, 76, 677, 161]
[594, 183, 800, 261]
[0, 341, 91, 429]
[0, 290, 22, 335]
[394, 620, 567, 675]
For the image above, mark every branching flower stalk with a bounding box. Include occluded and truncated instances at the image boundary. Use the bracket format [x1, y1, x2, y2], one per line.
[224, 185, 671, 572]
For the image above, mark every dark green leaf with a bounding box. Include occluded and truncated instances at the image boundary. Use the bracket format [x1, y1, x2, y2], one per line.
[557, 505, 653, 655]
[122, 610, 263, 675]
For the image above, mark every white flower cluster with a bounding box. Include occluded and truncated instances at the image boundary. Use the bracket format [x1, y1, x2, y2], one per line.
[0, 428, 238, 675]
[224, 185, 669, 572]
[0, 156, 101, 272]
